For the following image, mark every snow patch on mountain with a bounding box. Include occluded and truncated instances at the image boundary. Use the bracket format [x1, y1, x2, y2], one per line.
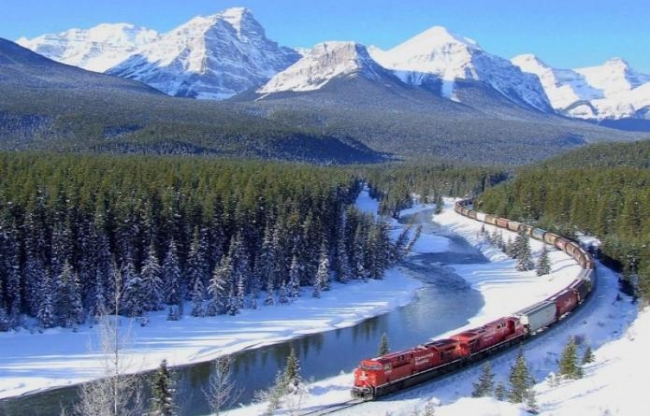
[258, 41, 386, 93]
[16, 23, 160, 73]
[370, 26, 552, 111]
[513, 54, 650, 120]
[107, 7, 300, 100]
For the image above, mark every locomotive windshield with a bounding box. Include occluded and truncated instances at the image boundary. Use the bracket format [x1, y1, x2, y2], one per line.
[360, 362, 382, 370]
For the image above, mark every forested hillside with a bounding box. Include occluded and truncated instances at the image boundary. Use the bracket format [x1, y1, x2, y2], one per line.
[475, 141, 650, 298]
[0, 153, 406, 331]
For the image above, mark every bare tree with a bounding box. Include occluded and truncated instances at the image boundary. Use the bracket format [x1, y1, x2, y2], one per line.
[75, 263, 144, 416]
[204, 354, 241, 415]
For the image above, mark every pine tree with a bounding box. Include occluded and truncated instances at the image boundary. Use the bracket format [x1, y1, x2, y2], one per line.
[55, 261, 84, 328]
[150, 359, 175, 416]
[378, 332, 390, 356]
[264, 275, 275, 306]
[335, 231, 351, 284]
[288, 255, 301, 300]
[313, 245, 330, 298]
[559, 336, 583, 380]
[162, 239, 182, 307]
[515, 231, 534, 272]
[508, 348, 534, 403]
[208, 256, 232, 315]
[121, 259, 145, 317]
[434, 193, 444, 215]
[283, 346, 302, 391]
[141, 244, 164, 312]
[472, 361, 495, 397]
[494, 383, 507, 401]
[36, 271, 57, 329]
[190, 278, 205, 317]
[536, 246, 551, 276]
[582, 345, 595, 364]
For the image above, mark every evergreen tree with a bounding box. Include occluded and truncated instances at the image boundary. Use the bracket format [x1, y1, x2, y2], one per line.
[508, 348, 534, 403]
[515, 231, 534, 272]
[559, 336, 583, 380]
[335, 230, 351, 284]
[162, 239, 182, 307]
[150, 359, 176, 416]
[434, 193, 444, 215]
[36, 271, 57, 329]
[313, 245, 330, 298]
[472, 361, 495, 397]
[378, 332, 390, 356]
[494, 383, 507, 401]
[582, 345, 595, 364]
[141, 244, 164, 312]
[55, 261, 84, 328]
[121, 259, 145, 317]
[536, 246, 551, 276]
[278, 281, 289, 304]
[208, 256, 232, 315]
[190, 277, 206, 317]
[282, 346, 302, 391]
[263, 275, 275, 306]
[288, 255, 301, 301]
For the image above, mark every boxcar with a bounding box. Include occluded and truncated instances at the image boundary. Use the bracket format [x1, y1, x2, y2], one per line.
[515, 301, 556, 334]
[543, 232, 559, 246]
[476, 212, 487, 222]
[551, 289, 579, 319]
[554, 238, 569, 251]
[507, 221, 521, 232]
[485, 215, 498, 225]
[496, 218, 509, 228]
[519, 224, 534, 236]
[468, 210, 478, 219]
[566, 242, 578, 257]
[532, 228, 546, 241]
[569, 279, 591, 303]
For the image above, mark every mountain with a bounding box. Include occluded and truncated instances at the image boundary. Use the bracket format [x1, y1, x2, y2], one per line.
[257, 41, 397, 94]
[512, 54, 650, 121]
[107, 7, 301, 99]
[0, 37, 383, 163]
[369, 26, 553, 113]
[16, 23, 160, 73]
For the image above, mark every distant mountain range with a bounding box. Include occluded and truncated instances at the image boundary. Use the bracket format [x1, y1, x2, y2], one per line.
[15, 7, 650, 127]
[1, 8, 649, 165]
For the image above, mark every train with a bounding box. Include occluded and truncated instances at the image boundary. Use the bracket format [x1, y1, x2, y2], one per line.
[351, 199, 595, 399]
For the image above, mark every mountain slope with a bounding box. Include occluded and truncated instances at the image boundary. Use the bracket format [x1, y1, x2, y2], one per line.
[513, 54, 650, 121]
[370, 26, 553, 113]
[258, 41, 392, 94]
[107, 8, 300, 99]
[16, 23, 160, 73]
[0, 38, 381, 163]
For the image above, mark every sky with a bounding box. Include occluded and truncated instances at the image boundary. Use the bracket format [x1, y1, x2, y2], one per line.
[1, 0, 650, 72]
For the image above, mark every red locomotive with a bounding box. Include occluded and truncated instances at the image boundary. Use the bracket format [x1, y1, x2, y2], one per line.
[352, 200, 595, 399]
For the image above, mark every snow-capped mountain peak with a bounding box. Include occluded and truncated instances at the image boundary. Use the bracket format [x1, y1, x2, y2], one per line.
[258, 41, 386, 94]
[513, 53, 650, 120]
[370, 26, 552, 111]
[107, 8, 300, 100]
[16, 23, 160, 72]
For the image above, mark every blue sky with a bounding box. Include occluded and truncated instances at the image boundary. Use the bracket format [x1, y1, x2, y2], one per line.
[2, 0, 649, 72]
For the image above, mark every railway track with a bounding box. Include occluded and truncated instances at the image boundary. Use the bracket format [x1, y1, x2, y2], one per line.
[298, 398, 366, 416]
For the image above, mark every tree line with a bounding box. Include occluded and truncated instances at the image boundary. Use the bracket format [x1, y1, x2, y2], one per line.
[476, 166, 650, 298]
[0, 153, 420, 331]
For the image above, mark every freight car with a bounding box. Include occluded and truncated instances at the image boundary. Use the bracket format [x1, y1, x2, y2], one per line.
[351, 200, 595, 399]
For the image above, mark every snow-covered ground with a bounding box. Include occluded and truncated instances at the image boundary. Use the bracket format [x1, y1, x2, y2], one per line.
[0, 193, 643, 416]
[224, 198, 642, 416]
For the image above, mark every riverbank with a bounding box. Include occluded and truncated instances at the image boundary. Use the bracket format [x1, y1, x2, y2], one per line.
[0, 190, 429, 401]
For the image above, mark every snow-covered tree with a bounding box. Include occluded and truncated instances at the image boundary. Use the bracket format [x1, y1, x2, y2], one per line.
[141, 244, 164, 312]
[582, 345, 595, 364]
[515, 231, 534, 272]
[121, 259, 145, 317]
[313, 245, 330, 298]
[55, 261, 84, 328]
[208, 256, 232, 315]
[288, 255, 301, 301]
[162, 239, 182, 307]
[190, 278, 206, 317]
[536, 246, 551, 276]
